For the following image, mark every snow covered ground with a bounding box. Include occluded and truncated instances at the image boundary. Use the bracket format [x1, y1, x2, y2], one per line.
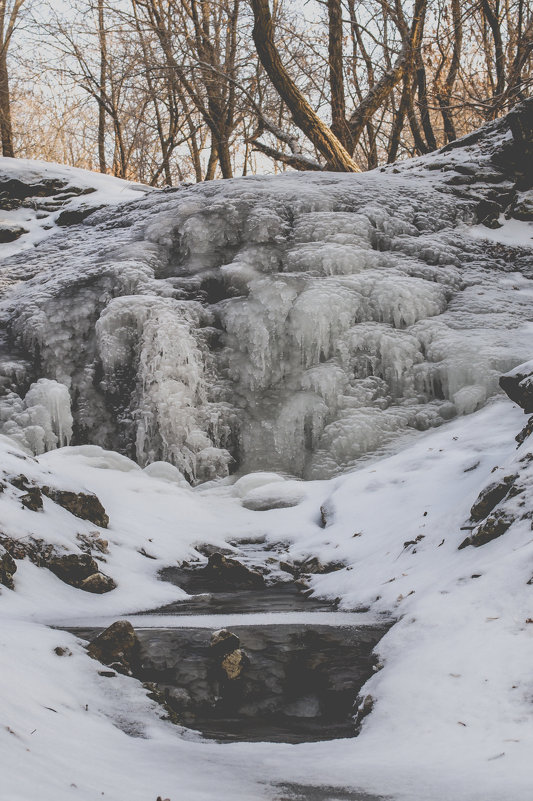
[1, 394, 533, 801]
[1, 109, 533, 801]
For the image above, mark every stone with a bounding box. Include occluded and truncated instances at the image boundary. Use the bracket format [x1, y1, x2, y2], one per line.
[353, 693, 374, 733]
[499, 364, 533, 413]
[0, 544, 16, 589]
[76, 532, 109, 554]
[0, 222, 28, 243]
[459, 510, 515, 549]
[54, 646, 72, 657]
[79, 572, 116, 594]
[55, 205, 103, 226]
[202, 552, 265, 590]
[87, 620, 140, 676]
[20, 486, 43, 511]
[221, 649, 248, 680]
[46, 553, 99, 587]
[469, 475, 517, 522]
[299, 556, 345, 575]
[210, 629, 240, 657]
[42, 487, 109, 527]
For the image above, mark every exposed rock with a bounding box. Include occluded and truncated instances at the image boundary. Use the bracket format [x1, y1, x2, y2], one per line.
[42, 487, 109, 527]
[56, 205, 103, 227]
[210, 629, 240, 657]
[54, 646, 72, 657]
[516, 417, 533, 446]
[470, 475, 517, 522]
[353, 693, 374, 733]
[20, 486, 43, 511]
[87, 621, 140, 676]
[201, 552, 265, 590]
[221, 649, 248, 680]
[459, 510, 515, 549]
[46, 553, 99, 586]
[299, 557, 345, 575]
[499, 361, 533, 413]
[76, 531, 109, 554]
[0, 534, 56, 564]
[510, 190, 533, 221]
[79, 572, 116, 594]
[0, 222, 28, 243]
[0, 544, 16, 589]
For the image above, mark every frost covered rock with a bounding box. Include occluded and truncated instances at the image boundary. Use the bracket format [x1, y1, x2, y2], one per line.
[0, 221, 27, 242]
[241, 482, 306, 511]
[0, 544, 16, 589]
[143, 461, 190, 488]
[42, 487, 109, 527]
[87, 620, 140, 676]
[79, 572, 116, 594]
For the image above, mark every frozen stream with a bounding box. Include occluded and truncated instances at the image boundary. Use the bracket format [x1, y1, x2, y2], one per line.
[66, 558, 392, 745]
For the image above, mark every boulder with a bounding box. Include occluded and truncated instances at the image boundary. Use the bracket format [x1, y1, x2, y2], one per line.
[499, 360, 533, 413]
[87, 621, 140, 676]
[0, 222, 28, 243]
[0, 544, 16, 589]
[459, 510, 515, 549]
[46, 553, 99, 586]
[42, 487, 109, 527]
[55, 205, 103, 226]
[210, 629, 240, 657]
[79, 572, 116, 594]
[470, 475, 517, 522]
[20, 487, 43, 511]
[221, 649, 248, 680]
[202, 552, 265, 590]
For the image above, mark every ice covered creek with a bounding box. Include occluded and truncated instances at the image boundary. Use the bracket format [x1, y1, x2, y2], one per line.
[66, 544, 392, 744]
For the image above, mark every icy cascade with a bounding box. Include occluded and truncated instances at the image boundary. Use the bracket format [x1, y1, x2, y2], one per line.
[0, 108, 532, 481]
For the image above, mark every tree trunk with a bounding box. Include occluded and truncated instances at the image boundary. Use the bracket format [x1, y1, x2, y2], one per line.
[0, 49, 13, 157]
[250, 0, 359, 171]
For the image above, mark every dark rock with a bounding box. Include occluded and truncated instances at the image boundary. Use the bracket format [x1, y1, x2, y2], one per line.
[299, 557, 345, 575]
[76, 532, 109, 554]
[42, 487, 109, 527]
[79, 572, 116, 594]
[353, 693, 374, 733]
[20, 486, 43, 511]
[98, 670, 116, 677]
[510, 191, 533, 221]
[476, 199, 503, 228]
[54, 646, 72, 656]
[0, 222, 28, 243]
[516, 416, 533, 446]
[500, 363, 533, 413]
[0, 544, 16, 589]
[46, 553, 99, 586]
[209, 629, 240, 657]
[470, 475, 517, 521]
[201, 552, 265, 590]
[221, 648, 248, 680]
[55, 205, 104, 226]
[87, 620, 140, 676]
[460, 510, 515, 549]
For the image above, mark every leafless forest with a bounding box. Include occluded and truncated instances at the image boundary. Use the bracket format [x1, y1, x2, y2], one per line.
[3, 0, 533, 181]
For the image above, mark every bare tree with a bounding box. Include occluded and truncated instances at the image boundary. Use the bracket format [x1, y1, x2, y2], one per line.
[0, 0, 26, 157]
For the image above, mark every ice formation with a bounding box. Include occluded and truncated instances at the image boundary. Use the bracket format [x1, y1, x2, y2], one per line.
[0, 123, 532, 482]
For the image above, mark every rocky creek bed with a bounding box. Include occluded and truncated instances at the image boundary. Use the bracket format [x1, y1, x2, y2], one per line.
[66, 553, 392, 744]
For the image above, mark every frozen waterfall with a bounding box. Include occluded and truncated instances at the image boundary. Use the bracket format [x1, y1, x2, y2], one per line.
[0, 145, 532, 482]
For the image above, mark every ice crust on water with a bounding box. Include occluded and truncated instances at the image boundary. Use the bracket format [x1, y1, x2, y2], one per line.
[0, 171, 531, 481]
